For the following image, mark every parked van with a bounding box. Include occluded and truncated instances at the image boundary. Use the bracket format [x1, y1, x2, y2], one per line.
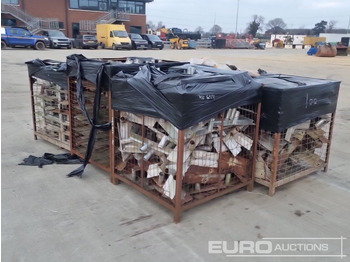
[96, 24, 131, 50]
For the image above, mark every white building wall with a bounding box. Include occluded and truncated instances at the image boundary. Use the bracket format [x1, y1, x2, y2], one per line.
[319, 33, 350, 43]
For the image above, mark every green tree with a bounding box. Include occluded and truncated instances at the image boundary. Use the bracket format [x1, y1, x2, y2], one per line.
[312, 20, 327, 36]
[247, 15, 264, 37]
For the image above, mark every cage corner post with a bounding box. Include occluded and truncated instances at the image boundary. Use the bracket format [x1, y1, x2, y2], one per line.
[269, 132, 281, 196]
[248, 102, 262, 192]
[174, 129, 185, 223]
[324, 112, 336, 173]
[109, 92, 119, 185]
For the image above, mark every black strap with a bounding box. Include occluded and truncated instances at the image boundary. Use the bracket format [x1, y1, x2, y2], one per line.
[67, 61, 111, 178]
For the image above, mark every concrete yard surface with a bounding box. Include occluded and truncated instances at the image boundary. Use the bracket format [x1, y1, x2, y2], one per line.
[1, 48, 350, 262]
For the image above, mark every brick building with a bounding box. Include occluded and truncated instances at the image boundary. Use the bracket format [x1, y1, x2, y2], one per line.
[1, 0, 153, 38]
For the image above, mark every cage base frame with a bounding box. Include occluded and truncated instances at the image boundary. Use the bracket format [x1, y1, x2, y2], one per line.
[111, 171, 252, 223]
[255, 165, 326, 196]
[34, 132, 70, 151]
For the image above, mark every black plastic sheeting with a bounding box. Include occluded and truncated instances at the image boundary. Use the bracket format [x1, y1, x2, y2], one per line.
[19, 153, 83, 168]
[66, 54, 187, 90]
[66, 55, 111, 177]
[25, 59, 68, 89]
[255, 74, 341, 132]
[66, 54, 188, 177]
[111, 64, 262, 130]
[67, 54, 106, 87]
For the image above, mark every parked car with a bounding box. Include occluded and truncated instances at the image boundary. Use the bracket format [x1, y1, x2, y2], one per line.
[38, 29, 72, 49]
[1, 26, 49, 50]
[73, 35, 98, 49]
[141, 34, 164, 50]
[128, 33, 148, 50]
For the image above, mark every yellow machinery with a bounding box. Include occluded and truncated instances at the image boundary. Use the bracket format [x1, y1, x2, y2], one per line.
[272, 39, 284, 48]
[304, 36, 326, 47]
[170, 37, 189, 49]
[165, 28, 201, 49]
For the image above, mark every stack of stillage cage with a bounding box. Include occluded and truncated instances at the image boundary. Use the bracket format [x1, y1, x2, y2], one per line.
[26, 55, 341, 222]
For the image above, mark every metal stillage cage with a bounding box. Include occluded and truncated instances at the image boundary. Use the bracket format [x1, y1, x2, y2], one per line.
[254, 74, 340, 196]
[109, 63, 262, 222]
[66, 55, 179, 174]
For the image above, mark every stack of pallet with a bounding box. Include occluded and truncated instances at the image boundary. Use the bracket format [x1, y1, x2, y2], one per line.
[27, 60, 70, 150]
[32, 79, 70, 149]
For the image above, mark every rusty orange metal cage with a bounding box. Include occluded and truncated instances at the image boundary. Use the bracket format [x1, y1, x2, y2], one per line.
[255, 113, 335, 196]
[110, 98, 261, 222]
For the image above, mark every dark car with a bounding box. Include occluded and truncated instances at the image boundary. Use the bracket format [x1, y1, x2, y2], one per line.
[141, 34, 164, 50]
[73, 35, 98, 49]
[128, 33, 148, 50]
[39, 29, 72, 49]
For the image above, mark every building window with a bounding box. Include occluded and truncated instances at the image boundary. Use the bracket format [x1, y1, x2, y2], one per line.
[69, 0, 146, 13]
[135, 2, 144, 14]
[70, 0, 79, 8]
[99, 0, 108, 11]
[2, 0, 19, 4]
[1, 18, 17, 26]
[119, 1, 145, 14]
[70, 0, 110, 11]
[110, 0, 117, 9]
[79, 0, 98, 9]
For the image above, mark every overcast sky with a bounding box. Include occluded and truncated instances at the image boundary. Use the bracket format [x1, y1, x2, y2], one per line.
[146, 0, 350, 33]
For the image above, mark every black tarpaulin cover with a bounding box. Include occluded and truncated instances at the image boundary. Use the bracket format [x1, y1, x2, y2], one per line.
[25, 59, 67, 89]
[255, 74, 341, 132]
[66, 54, 187, 90]
[111, 64, 262, 130]
[65, 54, 188, 177]
[67, 54, 106, 86]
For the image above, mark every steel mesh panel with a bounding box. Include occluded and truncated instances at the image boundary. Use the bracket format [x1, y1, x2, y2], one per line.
[256, 113, 332, 182]
[113, 104, 259, 208]
[31, 77, 70, 149]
